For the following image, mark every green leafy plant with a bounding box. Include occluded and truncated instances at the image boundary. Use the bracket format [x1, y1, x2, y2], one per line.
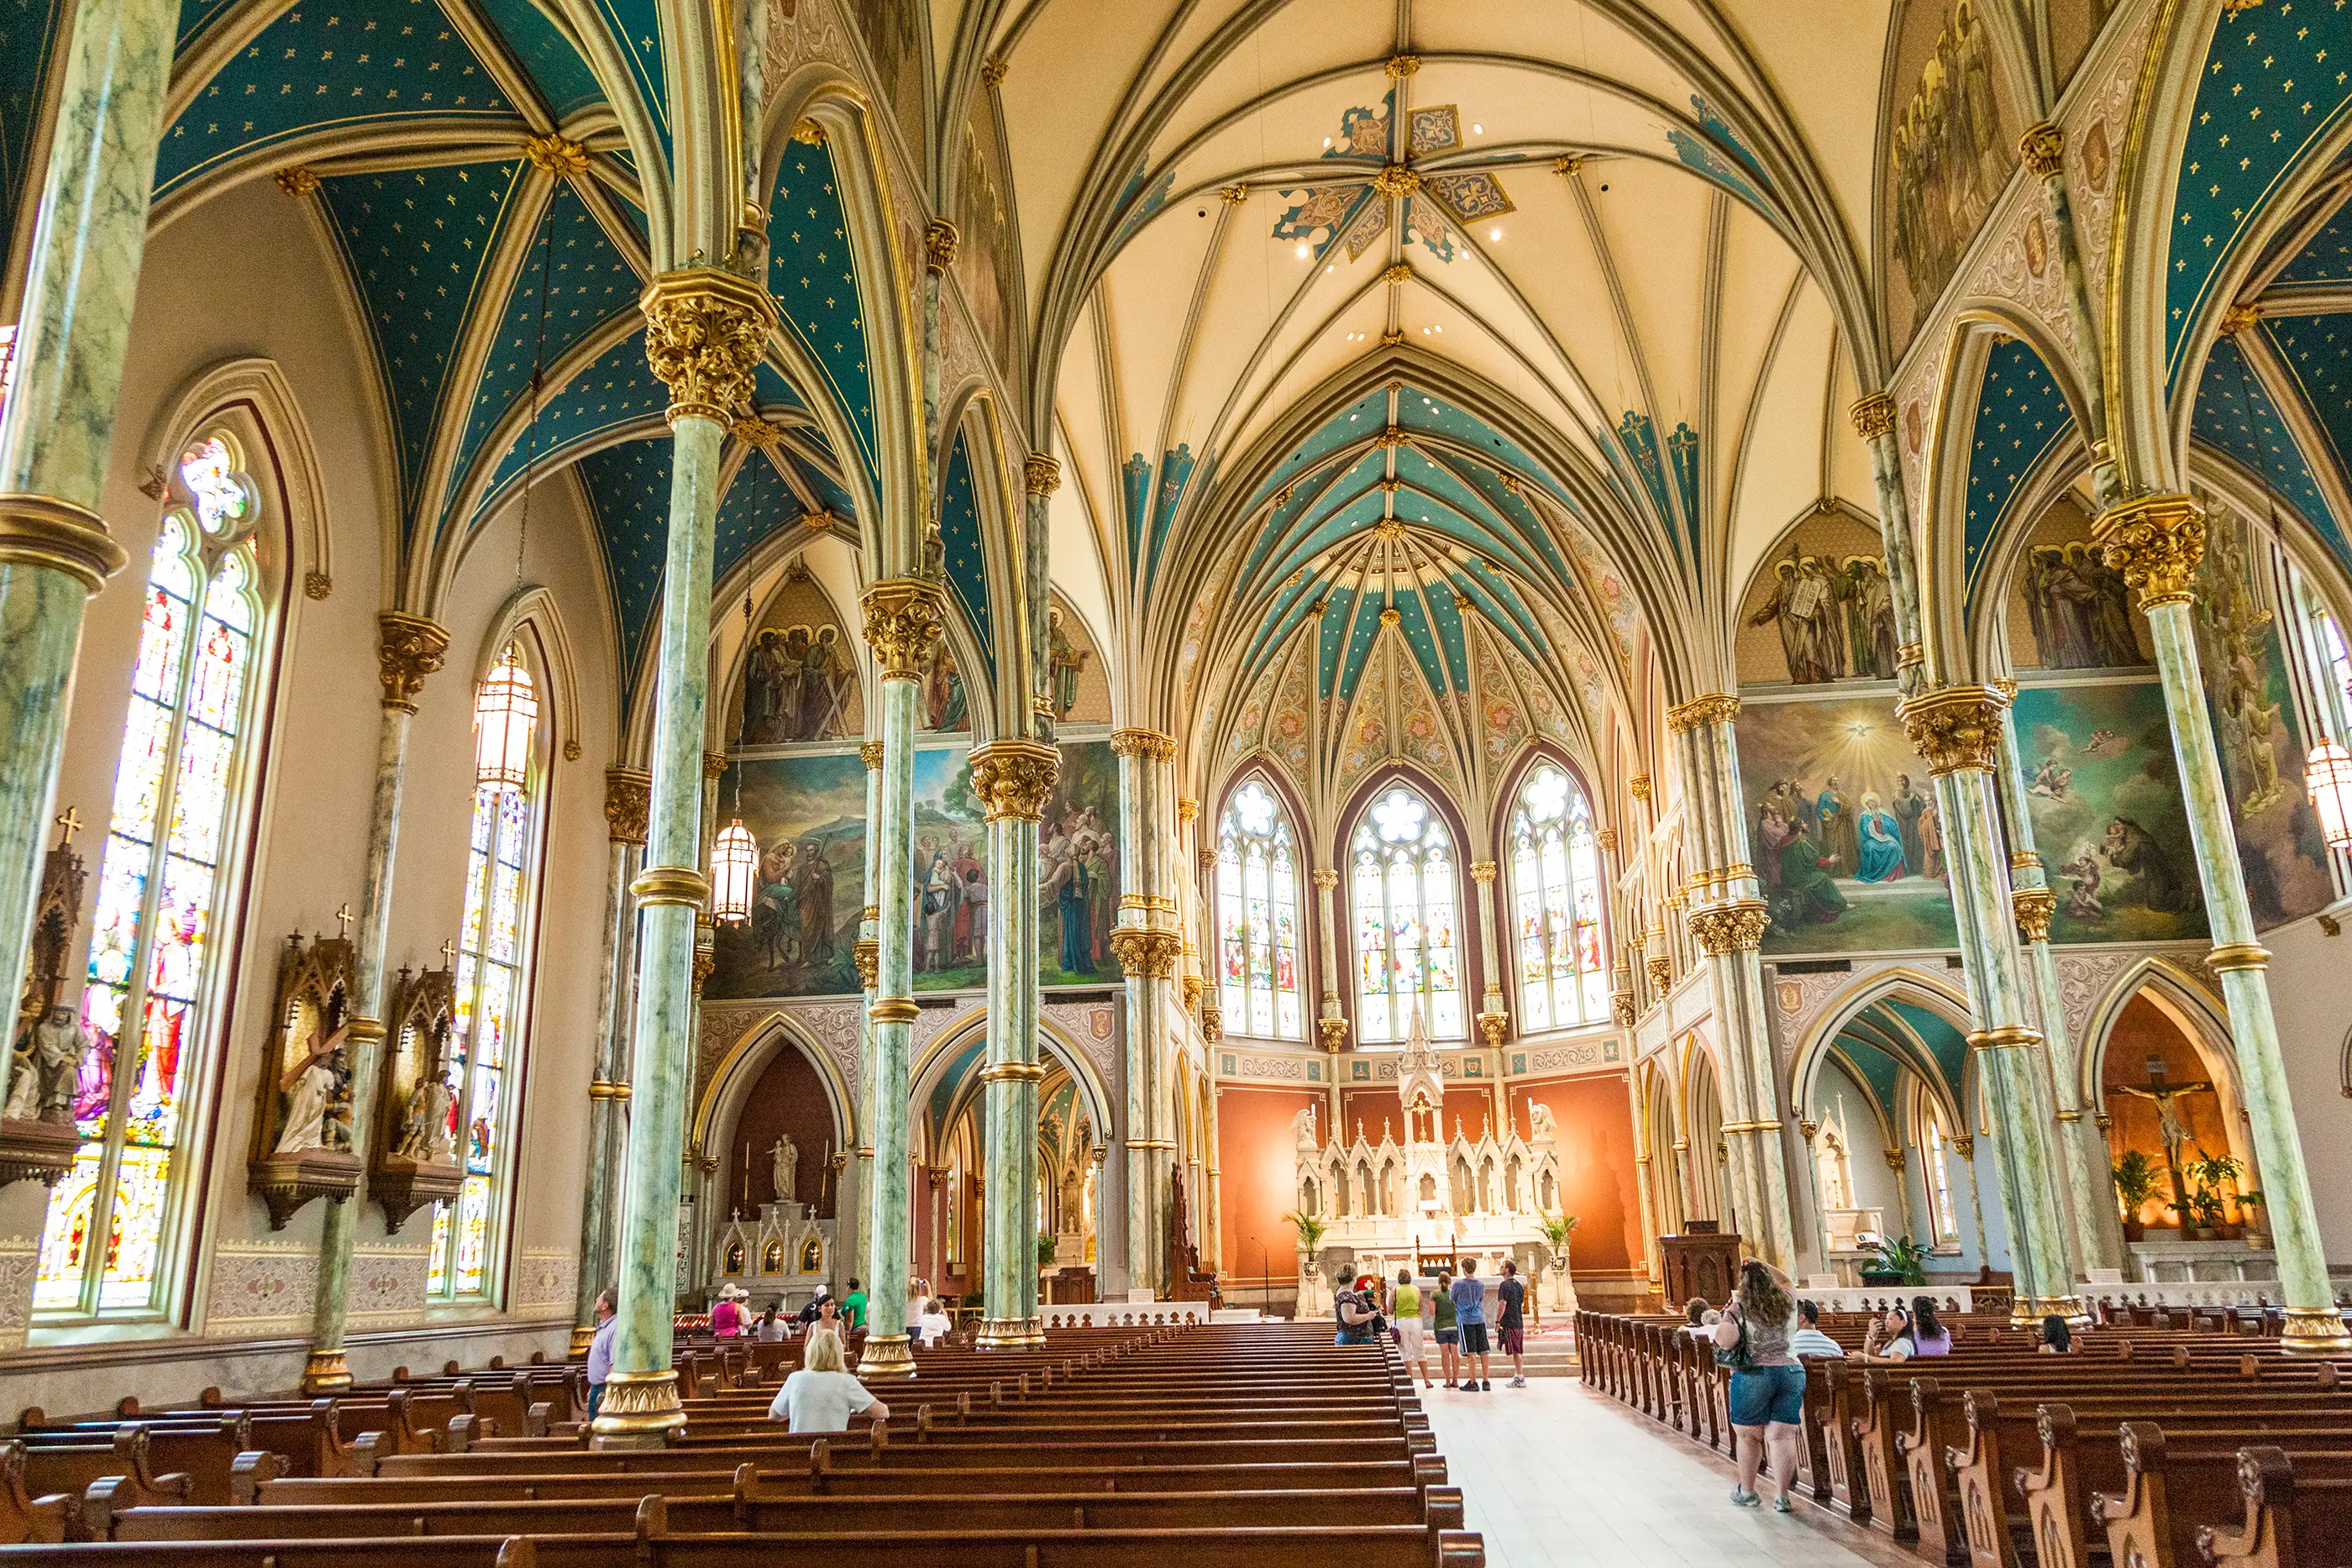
[1862, 1234, 1930, 1287]
[2178, 1147, 2247, 1231]
[2111, 1150, 2161, 1219]
[1036, 1232, 1058, 1268]
[1284, 1210, 1328, 1258]
[1535, 1211, 1580, 1267]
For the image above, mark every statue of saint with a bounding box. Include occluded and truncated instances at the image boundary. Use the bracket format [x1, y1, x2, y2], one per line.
[276, 1023, 350, 1155]
[1527, 1101, 1557, 1144]
[4, 1006, 88, 1124]
[769, 1132, 798, 1204]
[396, 1074, 455, 1161]
[1292, 1102, 1319, 1154]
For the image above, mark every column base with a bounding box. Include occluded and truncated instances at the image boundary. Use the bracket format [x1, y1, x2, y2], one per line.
[974, 1316, 1045, 1349]
[588, 1368, 685, 1446]
[569, 1324, 597, 1359]
[2009, 1294, 2090, 1327]
[2278, 1306, 2352, 1356]
[297, 1348, 353, 1394]
[856, 1333, 919, 1379]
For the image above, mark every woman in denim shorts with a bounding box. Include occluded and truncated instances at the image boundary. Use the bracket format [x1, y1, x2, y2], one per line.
[1710, 1258, 1806, 1512]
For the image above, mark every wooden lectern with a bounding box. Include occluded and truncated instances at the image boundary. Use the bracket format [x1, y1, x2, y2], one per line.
[1659, 1224, 1741, 1308]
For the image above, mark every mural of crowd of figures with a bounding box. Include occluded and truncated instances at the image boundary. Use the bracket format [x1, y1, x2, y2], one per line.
[1736, 513, 1902, 686]
[2192, 511, 2335, 926]
[1882, 0, 2018, 342]
[703, 738, 1125, 1000]
[1735, 694, 1960, 956]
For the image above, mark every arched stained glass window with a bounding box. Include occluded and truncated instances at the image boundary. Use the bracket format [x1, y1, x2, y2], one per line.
[1215, 779, 1302, 1041]
[428, 646, 541, 1298]
[39, 437, 264, 1316]
[1922, 1116, 1961, 1245]
[1508, 762, 1609, 1032]
[1349, 784, 1463, 1043]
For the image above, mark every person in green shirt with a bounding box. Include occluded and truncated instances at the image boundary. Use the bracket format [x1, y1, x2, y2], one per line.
[842, 1277, 868, 1330]
[1393, 1268, 1433, 1389]
[1431, 1269, 1461, 1388]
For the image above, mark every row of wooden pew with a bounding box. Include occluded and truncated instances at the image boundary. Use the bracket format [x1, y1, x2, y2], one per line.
[4, 1319, 1482, 1565]
[1578, 1303, 2352, 1568]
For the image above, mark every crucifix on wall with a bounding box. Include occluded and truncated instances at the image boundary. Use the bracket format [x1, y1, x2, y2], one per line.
[2105, 1055, 2213, 1224]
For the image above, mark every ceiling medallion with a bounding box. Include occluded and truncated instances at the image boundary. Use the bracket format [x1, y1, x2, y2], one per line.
[1273, 101, 1515, 266]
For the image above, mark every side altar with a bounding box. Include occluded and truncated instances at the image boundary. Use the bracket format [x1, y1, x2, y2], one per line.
[1292, 1017, 1566, 1308]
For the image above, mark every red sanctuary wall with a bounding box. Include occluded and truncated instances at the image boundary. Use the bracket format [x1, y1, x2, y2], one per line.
[1507, 1072, 1643, 1272]
[722, 1043, 842, 1218]
[1216, 1083, 1321, 1283]
[1337, 1083, 1497, 1144]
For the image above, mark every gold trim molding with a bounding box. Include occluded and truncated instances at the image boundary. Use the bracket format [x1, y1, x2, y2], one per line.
[979, 1062, 1048, 1083]
[0, 493, 129, 593]
[631, 867, 709, 908]
[1967, 1025, 2045, 1051]
[2207, 942, 2271, 973]
[869, 998, 920, 1025]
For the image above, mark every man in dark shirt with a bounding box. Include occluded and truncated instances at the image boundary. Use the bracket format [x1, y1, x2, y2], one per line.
[1496, 1258, 1528, 1387]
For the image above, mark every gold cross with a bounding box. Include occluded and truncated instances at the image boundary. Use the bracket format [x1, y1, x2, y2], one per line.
[333, 903, 354, 939]
[440, 940, 458, 967]
[54, 807, 84, 846]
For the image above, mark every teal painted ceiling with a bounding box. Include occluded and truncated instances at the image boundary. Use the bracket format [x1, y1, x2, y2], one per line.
[471, 0, 606, 121]
[577, 435, 671, 680]
[477, 333, 669, 511]
[939, 430, 995, 670]
[0, 0, 64, 278]
[445, 181, 643, 517]
[711, 451, 805, 583]
[158, 0, 521, 197]
[319, 159, 525, 541]
[1234, 384, 1575, 702]
[2276, 207, 2352, 285]
[766, 138, 874, 478]
[2166, 3, 2352, 377]
[1962, 338, 2073, 590]
[2196, 329, 2351, 568]
[1828, 998, 1965, 1126]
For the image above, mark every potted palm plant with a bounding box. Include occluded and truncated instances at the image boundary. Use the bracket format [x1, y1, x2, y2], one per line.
[2111, 1151, 2159, 1243]
[1536, 1211, 1581, 1312]
[1284, 1210, 1329, 1316]
[2184, 1149, 2247, 1240]
[1859, 1234, 1929, 1287]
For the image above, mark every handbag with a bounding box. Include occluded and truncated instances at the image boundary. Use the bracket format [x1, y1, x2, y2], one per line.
[1712, 1311, 1755, 1371]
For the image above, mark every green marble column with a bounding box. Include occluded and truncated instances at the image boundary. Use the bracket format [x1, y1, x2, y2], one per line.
[575, 769, 648, 1356]
[858, 579, 945, 1380]
[0, 0, 181, 1031]
[302, 616, 448, 1392]
[1992, 709, 2120, 1277]
[591, 270, 776, 1445]
[2094, 495, 2349, 1353]
[1110, 728, 1180, 1295]
[972, 741, 1058, 1346]
[1898, 685, 2082, 1320]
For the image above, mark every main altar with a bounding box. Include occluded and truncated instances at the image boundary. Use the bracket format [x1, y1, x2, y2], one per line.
[1292, 1018, 1567, 1310]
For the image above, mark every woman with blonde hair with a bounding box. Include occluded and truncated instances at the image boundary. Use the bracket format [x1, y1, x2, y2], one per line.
[768, 1329, 890, 1432]
[1710, 1258, 1804, 1511]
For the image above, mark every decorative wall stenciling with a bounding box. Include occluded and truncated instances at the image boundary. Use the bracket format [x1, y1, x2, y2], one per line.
[202, 1240, 319, 1333]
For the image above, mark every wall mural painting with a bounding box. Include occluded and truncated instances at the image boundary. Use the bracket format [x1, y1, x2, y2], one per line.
[2011, 681, 2207, 942]
[955, 103, 1021, 381]
[705, 739, 1123, 1001]
[848, 0, 926, 165]
[1735, 512, 1900, 685]
[2045, 0, 2113, 96]
[1735, 695, 1960, 956]
[2192, 517, 2336, 926]
[1047, 595, 1112, 725]
[921, 638, 968, 732]
[2007, 500, 2148, 669]
[732, 566, 859, 747]
[1882, 0, 2019, 344]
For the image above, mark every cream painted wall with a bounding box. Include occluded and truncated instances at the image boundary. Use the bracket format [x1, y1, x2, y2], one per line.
[2262, 914, 2352, 1265]
[3, 177, 622, 1378]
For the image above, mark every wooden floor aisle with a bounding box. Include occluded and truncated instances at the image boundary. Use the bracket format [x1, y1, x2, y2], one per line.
[1416, 1378, 1920, 1568]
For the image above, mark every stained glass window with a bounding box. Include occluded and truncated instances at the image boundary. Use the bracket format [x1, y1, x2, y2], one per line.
[428, 648, 539, 1297]
[38, 438, 262, 1316]
[1508, 763, 1610, 1033]
[1349, 784, 1463, 1042]
[1923, 1119, 1960, 1244]
[1215, 779, 1303, 1041]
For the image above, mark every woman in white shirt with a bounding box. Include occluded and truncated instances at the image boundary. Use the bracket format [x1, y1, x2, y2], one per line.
[768, 1329, 890, 1432]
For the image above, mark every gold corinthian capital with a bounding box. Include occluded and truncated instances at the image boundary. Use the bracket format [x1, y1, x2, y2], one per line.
[1849, 392, 1898, 441]
[376, 611, 450, 713]
[639, 268, 779, 427]
[1686, 899, 1769, 956]
[1665, 693, 1740, 733]
[2012, 886, 2056, 944]
[603, 768, 652, 846]
[2092, 492, 2205, 609]
[1024, 454, 1062, 496]
[859, 579, 948, 680]
[1896, 684, 2009, 776]
[969, 739, 1062, 821]
[1110, 727, 1176, 761]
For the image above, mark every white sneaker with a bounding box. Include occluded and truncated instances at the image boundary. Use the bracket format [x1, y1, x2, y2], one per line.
[1730, 1489, 1761, 1508]
[1509, 1375, 1526, 1387]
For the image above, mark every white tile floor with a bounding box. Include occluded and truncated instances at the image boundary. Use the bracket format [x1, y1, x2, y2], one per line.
[1415, 1379, 1921, 1568]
